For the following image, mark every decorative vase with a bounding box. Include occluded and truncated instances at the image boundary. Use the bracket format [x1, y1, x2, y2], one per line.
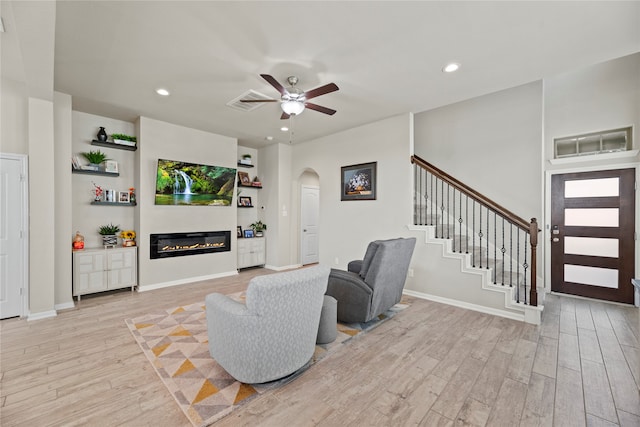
[97, 127, 108, 142]
[102, 234, 117, 248]
[123, 239, 136, 247]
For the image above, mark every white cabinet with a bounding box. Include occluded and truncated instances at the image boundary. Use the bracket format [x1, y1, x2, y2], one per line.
[73, 247, 137, 299]
[237, 237, 265, 269]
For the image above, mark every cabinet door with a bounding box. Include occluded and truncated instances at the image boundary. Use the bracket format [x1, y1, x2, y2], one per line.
[253, 239, 265, 265]
[74, 252, 106, 295]
[107, 249, 136, 290]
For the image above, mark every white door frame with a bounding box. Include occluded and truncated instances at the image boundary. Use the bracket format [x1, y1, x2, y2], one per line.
[1, 153, 29, 317]
[544, 161, 639, 297]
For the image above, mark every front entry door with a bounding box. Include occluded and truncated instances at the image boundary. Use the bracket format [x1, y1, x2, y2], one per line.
[551, 169, 635, 304]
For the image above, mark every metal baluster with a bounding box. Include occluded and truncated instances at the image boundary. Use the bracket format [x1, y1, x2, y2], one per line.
[430, 172, 434, 225]
[413, 165, 418, 225]
[501, 217, 505, 286]
[458, 191, 463, 253]
[472, 201, 476, 267]
[509, 223, 513, 289]
[440, 179, 445, 239]
[486, 206, 490, 270]
[517, 229, 521, 303]
[523, 233, 529, 305]
[451, 187, 456, 251]
[446, 184, 450, 239]
[465, 194, 469, 254]
[478, 206, 483, 268]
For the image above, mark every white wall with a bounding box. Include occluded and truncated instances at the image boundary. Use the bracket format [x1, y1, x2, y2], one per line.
[0, 78, 28, 154]
[54, 92, 73, 307]
[544, 52, 640, 169]
[413, 81, 543, 222]
[291, 114, 413, 270]
[137, 117, 238, 289]
[71, 112, 137, 249]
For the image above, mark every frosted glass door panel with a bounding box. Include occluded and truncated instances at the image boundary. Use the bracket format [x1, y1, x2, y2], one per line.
[565, 208, 619, 227]
[564, 265, 618, 288]
[564, 236, 619, 258]
[565, 178, 619, 198]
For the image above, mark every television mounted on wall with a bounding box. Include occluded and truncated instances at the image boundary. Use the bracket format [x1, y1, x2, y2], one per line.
[155, 159, 236, 206]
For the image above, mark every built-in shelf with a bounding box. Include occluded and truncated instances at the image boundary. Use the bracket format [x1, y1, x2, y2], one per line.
[237, 162, 254, 168]
[91, 140, 137, 151]
[72, 168, 120, 177]
[91, 201, 137, 207]
[238, 183, 262, 189]
[237, 205, 254, 208]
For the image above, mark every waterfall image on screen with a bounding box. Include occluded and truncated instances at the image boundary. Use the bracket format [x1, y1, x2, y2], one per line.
[155, 159, 237, 206]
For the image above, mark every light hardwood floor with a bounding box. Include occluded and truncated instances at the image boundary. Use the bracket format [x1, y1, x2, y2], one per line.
[1, 269, 639, 426]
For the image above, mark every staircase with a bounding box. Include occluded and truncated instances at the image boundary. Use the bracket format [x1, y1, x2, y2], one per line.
[407, 155, 543, 325]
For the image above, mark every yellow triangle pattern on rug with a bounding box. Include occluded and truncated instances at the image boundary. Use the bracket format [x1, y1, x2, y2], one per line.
[125, 296, 410, 426]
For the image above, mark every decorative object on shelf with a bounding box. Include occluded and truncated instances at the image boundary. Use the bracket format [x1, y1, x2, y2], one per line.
[104, 160, 118, 173]
[252, 176, 262, 187]
[111, 133, 137, 147]
[81, 150, 110, 171]
[96, 127, 108, 142]
[92, 182, 104, 201]
[238, 196, 252, 207]
[129, 187, 136, 204]
[118, 191, 130, 203]
[105, 189, 116, 203]
[98, 223, 120, 248]
[243, 229, 254, 238]
[239, 154, 252, 165]
[341, 161, 377, 201]
[250, 220, 267, 237]
[120, 230, 136, 247]
[238, 171, 251, 186]
[237, 226, 242, 238]
[72, 231, 85, 250]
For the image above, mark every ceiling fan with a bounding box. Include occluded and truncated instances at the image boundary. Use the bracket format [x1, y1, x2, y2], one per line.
[241, 74, 339, 119]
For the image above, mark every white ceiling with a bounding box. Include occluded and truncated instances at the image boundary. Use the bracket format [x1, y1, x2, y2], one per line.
[6, 1, 640, 148]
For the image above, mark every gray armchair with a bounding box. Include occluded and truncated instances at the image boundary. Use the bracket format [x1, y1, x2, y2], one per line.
[205, 265, 329, 384]
[326, 238, 416, 323]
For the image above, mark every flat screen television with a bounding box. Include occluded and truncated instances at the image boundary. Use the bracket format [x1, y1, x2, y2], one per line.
[155, 159, 236, 206]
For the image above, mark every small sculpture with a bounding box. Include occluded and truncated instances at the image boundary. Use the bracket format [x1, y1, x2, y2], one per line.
[72, 231, 85, 250]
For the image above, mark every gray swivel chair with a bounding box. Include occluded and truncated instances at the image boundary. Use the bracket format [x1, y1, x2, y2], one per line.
[326, 238, 416, 323]
[205, 265, 330, 384]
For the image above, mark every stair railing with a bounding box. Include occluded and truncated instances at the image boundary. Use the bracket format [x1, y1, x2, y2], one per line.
[411, 155, 539, 306]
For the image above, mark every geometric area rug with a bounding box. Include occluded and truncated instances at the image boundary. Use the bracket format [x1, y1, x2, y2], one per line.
[125, 293, 410, 427]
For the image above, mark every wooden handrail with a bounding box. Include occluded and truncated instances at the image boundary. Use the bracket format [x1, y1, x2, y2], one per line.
[411, 154, 531, 231]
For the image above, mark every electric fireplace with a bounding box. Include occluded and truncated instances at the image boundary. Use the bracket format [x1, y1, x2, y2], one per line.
[150, 231, 231, 259]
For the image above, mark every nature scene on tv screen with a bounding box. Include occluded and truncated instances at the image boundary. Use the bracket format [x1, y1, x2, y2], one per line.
[155, 159, 236, 206]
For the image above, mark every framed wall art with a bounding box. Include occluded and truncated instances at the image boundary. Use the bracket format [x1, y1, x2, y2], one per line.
[341, 161, 377, 201]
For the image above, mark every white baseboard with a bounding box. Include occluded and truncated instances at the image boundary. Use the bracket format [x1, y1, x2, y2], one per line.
[55, 301, 75, 311]
[27, 310, 57, 321]
[264, 264, 301, 271]
[137, 270, 238, 292]
[403, 289, 525, 322]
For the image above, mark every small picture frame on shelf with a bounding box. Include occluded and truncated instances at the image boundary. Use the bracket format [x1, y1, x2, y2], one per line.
[244, 229, 254, 238]
[118, 191, 130, 203]
[238, 196, 252, 207]
[105, 160, 119, 173]
[238, 171, 251, 186]
[237, 226, 243, 238]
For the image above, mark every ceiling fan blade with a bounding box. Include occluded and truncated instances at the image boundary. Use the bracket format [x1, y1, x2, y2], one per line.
[303, 83, 339, 101]
[240, 99, 278, 103]
[280, 112, 290, 120]
[305, 102, 336, 115]
[260, 74, 288, 96]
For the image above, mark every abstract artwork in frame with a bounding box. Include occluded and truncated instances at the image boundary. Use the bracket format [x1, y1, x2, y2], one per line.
[341, 161, 377, 201]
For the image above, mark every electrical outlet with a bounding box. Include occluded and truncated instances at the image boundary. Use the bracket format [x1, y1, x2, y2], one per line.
[408, 268, 414, 278]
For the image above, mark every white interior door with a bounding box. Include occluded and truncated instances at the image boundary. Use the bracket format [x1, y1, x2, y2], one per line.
[1, 155, 27, 319]
[300, 186, 320, 265]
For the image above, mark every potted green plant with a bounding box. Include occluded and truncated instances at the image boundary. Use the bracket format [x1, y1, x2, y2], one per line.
[111, 133, 137, 147]
[98, 223, 120, 247]
[81, 150, 109, 170]
[249, 220, 266, 237]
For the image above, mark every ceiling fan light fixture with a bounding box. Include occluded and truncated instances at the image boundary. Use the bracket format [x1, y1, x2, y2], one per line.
[281, 100, 305, 116]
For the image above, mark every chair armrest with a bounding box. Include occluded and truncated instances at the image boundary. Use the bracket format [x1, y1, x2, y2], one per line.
[326, 269, 373, 323]
[347, 260, 363, 274]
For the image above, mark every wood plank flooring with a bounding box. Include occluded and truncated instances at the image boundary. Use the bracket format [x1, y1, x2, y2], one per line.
[1, 269, 639, 426]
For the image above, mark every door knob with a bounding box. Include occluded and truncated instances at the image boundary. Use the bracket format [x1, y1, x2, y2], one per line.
[552, 237, 560, 242]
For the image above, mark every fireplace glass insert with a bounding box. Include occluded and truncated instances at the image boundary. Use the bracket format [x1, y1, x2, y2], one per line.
[150, 231, 231, 259]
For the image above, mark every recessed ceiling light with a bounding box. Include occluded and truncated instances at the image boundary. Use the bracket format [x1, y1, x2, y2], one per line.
[265, 136, 273, 141]
[280, 127, 289, 132]
[442, 63, 461, 73]
[156, 88, 170, 96]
